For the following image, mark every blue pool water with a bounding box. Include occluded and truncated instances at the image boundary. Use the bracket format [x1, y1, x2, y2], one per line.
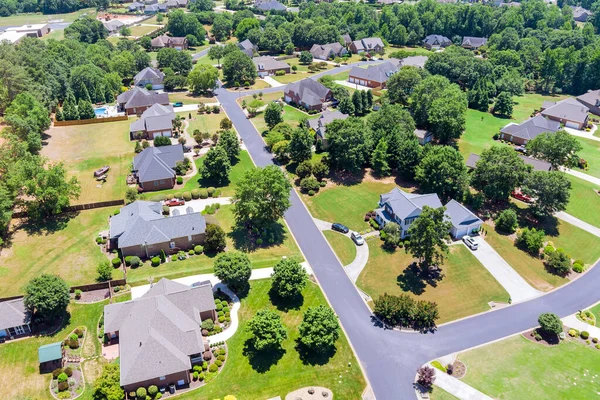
[94, 107, 107, 116]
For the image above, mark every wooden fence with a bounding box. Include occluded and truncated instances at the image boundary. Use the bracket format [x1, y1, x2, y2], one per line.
[0, 279, 128, 302]
[54, 115, 127, 127]
[12, 199, 124, 219]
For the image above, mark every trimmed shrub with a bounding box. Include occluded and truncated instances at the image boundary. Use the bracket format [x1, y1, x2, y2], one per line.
[544, 245, 555, 255]
[177, 176, 183, 185]
[125, 256, 132, 266]
[183, 192, 192, 201]
[308, 190, 315, 196]
[193, 371, 199, 380]
[194, 245, 204, 254]
[199, 188, 208, 199]
[151, 256, 161, 267]
[111, 258, 121, 267]
[75, 328, 84, 338]
[58, 372, 68, 383]
[209, 363, 219, 372]
[217, 354, 226, 361]
[593, 337, 599, 343]
[130, 256, 141, 268]
[128, 392, 136, 399]
[70, 333, 78, 341]
[148, 385, 158, 397]
[74, 289, 82, 300]
[162, 205, 170, 215]
[156, 393, 163, 399]
[191, 189, 200, 199]
[218, 348, 226, 356]
[572, 262, 584, 273]
[218, 316, 225, 323]
[495, 209, 518, 233]
[136, 387, 147, 399]
[215, 359, 223, 367]
[202, 361, 208, 371]
[52, 368, 63, 379]
[207, 187, 216, 197]
[199, 372, 205, 381]
[581, 331, 590, 340]
[188, 250, 195, 256]
[300, 176, 320, 193]
[58, 381, 69, 392]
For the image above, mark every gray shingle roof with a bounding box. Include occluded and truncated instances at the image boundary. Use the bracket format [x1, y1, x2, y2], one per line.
[423, 34, 451, 47]
[117, 87, 170, 110]
[238, 39, 257, 57]
[352, 37, 384, 52]
[462, 36, 487, 48]
[570, 5, 592, 20]
[342, 34, 352, 45]
[399, 55, 428, 68]
[286, 78, 331, 107]
[103, 19, 125, 33]
[500, 116, 561, 141]
[109, 200, 206, 248]
[307, 110, 348, 139]
[151, 35, 187, 48]
[252, 56, 290, 72]
[444, 199, 482, 228]
[466, 153, 552, 172]
[349, 61, 399, 84]
[576, 89, 600, 109]
[255, 0, 287, 10]
[130, 103, 175, 133]
[133, 144, 183, 183]
[0, 298, 30, 330]
[104, 278, 215, 387]
[310, 42, 344, 59]
[379, 188, 443, 221]
[134, 67, 164, 86]
[541, 97, 589, 124]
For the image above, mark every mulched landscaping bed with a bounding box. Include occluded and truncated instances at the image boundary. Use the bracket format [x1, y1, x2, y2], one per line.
[566, 326, 600, 350]
[522, 328, 561, 346]
[74, 288, 109, 303]
[450, 360, 466, 379]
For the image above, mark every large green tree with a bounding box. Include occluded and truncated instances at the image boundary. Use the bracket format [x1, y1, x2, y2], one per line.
[523, 171, 571, 217]
[405, 206, 452, 269]
[387, 66, 425, 105]
[23, 274, 70, 320]
[233, 165, 292, 227]
[415, 146, 468, 202]
[222, 50, 257, 86]
[271, 257, 308, 299]
[218, 130, 240, 163]
[213, 251, 252, 291]
[92, 363, 124, 400]
[4, 92, 50, 153]
[246, 309, 288, 351]
[298, 305, 340, 352]
[526, 130, 583, 168]
[472, 146, 531, 202]
[288, 127, 313, 163]
[326, 118, 372, 173]
[188, 64, 219, 94]
[264, 102, 283, 129]
[200, 146, 231, 185]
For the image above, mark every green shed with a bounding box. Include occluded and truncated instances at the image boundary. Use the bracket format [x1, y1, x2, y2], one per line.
[38, 342, 64, 372]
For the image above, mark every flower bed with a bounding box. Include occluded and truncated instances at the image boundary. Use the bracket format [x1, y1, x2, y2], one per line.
[63, 327, 86, 356]
[50, 364, 84, 399]
[201, 289, 233, 337]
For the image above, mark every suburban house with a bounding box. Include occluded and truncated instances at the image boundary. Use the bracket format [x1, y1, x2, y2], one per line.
[348, 60, 400, 88]
[377, 0, 402, 4]
[103, 19, 126, 34]
[0, 298, 31, 339]
[128, 2, 145, 12]
[576, 89, 600, 116]
[151, 35, 188, 50]
[342, 33, 352, 47]
[130, 104, 176, 140]
[166, 0, 188, 7]
[349, 37, 385, 54]
[103, 278, 216, 392]
[414, 129, 433, 145]
[144, 3, 168, 14]
[38, 342, 64, 373]
[134, 67, 165, 90]
[399, 55, 428, 68]
[466, 153, 552, 172]
[238, 39, 258, 57]
[307, 110, 348, 147]
[423, 35, 452, 50]
[108, 201, 206, 257]
[117, 87, 170, 115]
[255, 0, 287, 11]
[540, 97, 589, 129]
[252, 56, 291, 77]
[570, 5, 592, 22]
[461, 36, 487, 50]
[132, 145, 185, 191]
[284, 78, 332, 111]
[310, 42, 347, 60]
[6, 23, 50, 37]
[499, 115, 561, 145]
[374, 188, 482, 239]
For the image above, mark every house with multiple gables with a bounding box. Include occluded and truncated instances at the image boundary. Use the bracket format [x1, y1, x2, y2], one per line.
[151, 35, 188, 50]
[117, 87, 170, 115]
[254, 0, 287, 11]
[252, 56, 291, 77]
[499, 115, 561, 145]
[375, 188, 483, 239]
[104, 278, 216, 392]
[238, 39, 258, 57]
[284, 78, 332, 111]
[310, 42, 347, 60]
[466, 153, 552, 172]
[108, 201, 206, 257]
[134, 67, 165, 90]
[307, 110, 349, 147]
[461, 36, 488, 50]
[0, 298, 31, 340]
[349, 37, 385, 54]
[130, 104, 176, 140]
[423, 34, 452, 50]
[348, 60, 400, 88]
[132, 145, 185, 191]
[540, 97, 589, 129]
[569, 5, 592, 22]
[576, 89, 600, 116]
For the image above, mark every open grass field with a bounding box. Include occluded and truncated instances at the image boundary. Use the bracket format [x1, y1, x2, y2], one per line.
[323, 230, 357, 266]
[252, 104, 308, 133]
[0, 8, 96, 26]
[272, 57, 333, 84]
[127, 204, 302, 285]
[431, 387, 460, 400]
[483, 217, 600, 292]
[180, 110, 224, 135]
[177, 279, 366, 400]
[41, 118, 133, 204]
[357, 240, 509, 324]
[574, 136, 600, 178]
[0, 294, 130, 400]
[168, 91, 217, 105]
[0, 207, 121, 296]
[459, 335, 600, 400]
[41, 28, 65, 41]
[304, 180, 398, 231]
[128, 24, 161, 38]
[565, 175, 600, 228]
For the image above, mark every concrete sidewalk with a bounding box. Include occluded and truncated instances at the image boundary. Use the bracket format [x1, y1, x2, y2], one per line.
[335, 79, 372, 91]
[564, 125, 599, 142]
[562, 167, 600, 186]
[555, 212, 600, 238]
[432, 366, 493, 400]
[562, 314, 600, 338]
[260, 76, 283, 88]
[468, 237, 542, 303]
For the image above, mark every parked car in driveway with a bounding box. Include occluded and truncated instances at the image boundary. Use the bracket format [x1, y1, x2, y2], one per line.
[173, 102, 183, 107]
[511, 189, 533, 203]
[331, 223, 349, 234]
[351, 232, 364, 246]
[463, 235, 478, 250]
[164, 198, 185, 207]
[94, 165, 110, 177]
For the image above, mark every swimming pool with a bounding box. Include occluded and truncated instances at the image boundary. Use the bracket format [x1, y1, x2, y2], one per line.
[94, 107, 107, 116]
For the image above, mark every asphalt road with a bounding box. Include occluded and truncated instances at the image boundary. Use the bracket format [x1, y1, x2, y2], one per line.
[215, 70, 600, 399]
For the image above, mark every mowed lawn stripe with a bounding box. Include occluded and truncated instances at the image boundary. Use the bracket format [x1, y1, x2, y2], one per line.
[323, 230, 357, 266]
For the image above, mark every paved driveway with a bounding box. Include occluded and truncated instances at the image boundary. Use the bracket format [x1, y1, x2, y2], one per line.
[467, 237, 543, 303]
[168, 197, 232, 216]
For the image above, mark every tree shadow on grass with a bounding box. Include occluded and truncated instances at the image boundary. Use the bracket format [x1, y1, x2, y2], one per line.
[242, 339, 286, 373]
[515, 208, 559, 237]
[396, 262, 442, 295]
[295, 340, 337, 366]
[268, 287, 304, 312]
[228, 221, 286, 252]
[19, 211, 79, 236]
[328, 169, 366, 187]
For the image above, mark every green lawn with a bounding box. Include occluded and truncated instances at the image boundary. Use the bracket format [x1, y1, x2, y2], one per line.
[272, 57, 333, 84]
[0, 294, 130, 400]
[41, 118, 133, 204]
[177, 279, 366, 400]
[357, 240, 509, 324]
[0, 8, 96, 26]
[126, 204, 302, 285]
[329, 70, 350, 81]
[590, 302, 600, 326]
[168, 91, 217, 105]
[565, 175, 600, 228]
[483, 217, 600, 292]
[180, 111, 224, 135]
[459, 335, 600, 400]
[304, 180, 398, 231]
[574, 136, 600, 178]
[250, 102, 307, 134]
[41, 28, 65, 41]
[323, 230, 357, 266]
[128, 24, 161, 38]
[0, 207, 121, 296]
[431, 387, 460, 400]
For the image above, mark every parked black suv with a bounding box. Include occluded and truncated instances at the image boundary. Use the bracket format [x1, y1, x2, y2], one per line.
[331, 223, 349, 234]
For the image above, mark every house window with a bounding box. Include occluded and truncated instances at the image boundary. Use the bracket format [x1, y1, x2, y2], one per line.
[188, 235, 192, 241]
[153, 181, 158, 187]
[159, 376, 166, 381]
[14, 325, 26, 335]
[169, 241, 176, 249]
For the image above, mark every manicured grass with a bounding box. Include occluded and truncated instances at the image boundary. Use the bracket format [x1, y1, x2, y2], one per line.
[323, 230, 357, 266]
[126, 204, 302, 285]
[41, 118, 133, 204]
[431, 387, 460, 400]
[128, 24, 161, 38]
[564, 175, 600, 228]
[0, 295, 130, 400]
[329, 70, 350, 81]
[304, 180, 397, 231]
[0, 207, 121, 296]
[357, 241, 509, 323]
[40, 28, 65, 41]
[180, 111, 224, 135]
[573, 136, 600, 178]
[177, 279, 366, 400]
[252, 103, 307, 134]
[384, 46, 433, 57]
[459, 335, 600, 400]
[589, 302, 600, 326]
[482, 217, 600, 292]
[272, 58, 333, 84]
[143, 15, 165, 26]
[0, 8, 96, 26]
[168, 91, 217, 105]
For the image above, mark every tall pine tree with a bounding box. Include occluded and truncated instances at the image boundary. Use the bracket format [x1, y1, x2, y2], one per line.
[63, 92, 79, 121]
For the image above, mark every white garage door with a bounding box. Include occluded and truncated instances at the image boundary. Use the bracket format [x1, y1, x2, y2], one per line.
[565, 121, 579, 129]
[161, 131, 171, 137]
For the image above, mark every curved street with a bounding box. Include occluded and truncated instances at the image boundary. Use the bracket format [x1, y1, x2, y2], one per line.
[214, 69, 600, 399]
